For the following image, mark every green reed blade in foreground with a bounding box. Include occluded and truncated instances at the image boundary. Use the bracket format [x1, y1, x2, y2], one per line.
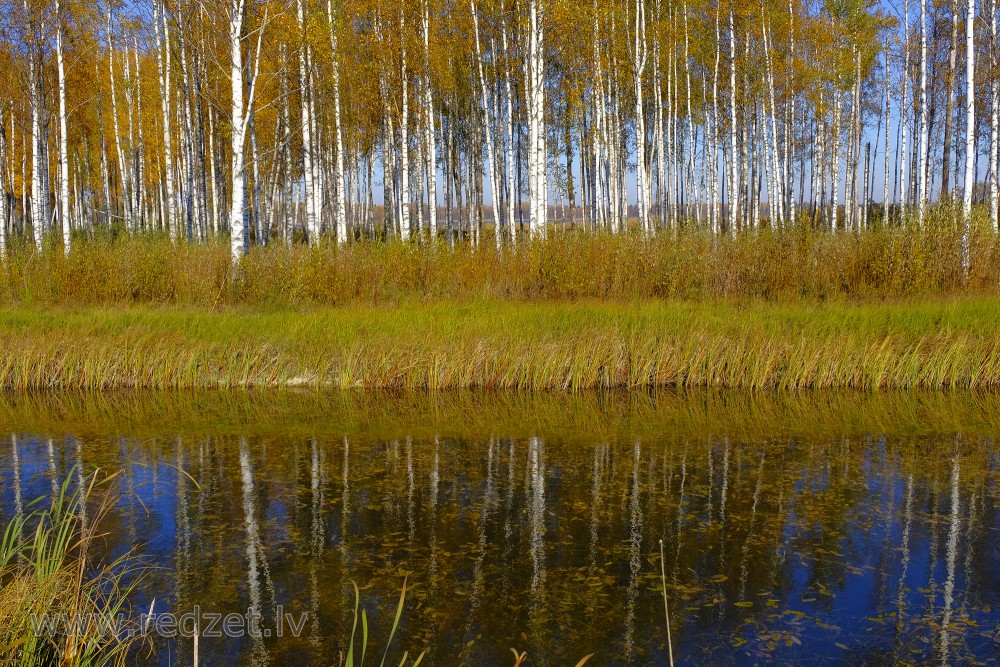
[0, 468, 147, 667]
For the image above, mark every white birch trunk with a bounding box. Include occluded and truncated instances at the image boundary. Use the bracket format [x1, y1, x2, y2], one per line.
[711, 6, 721, 231]
[918, 0, 929, 226]
[471, 0, 502, 249]
[991, 0, 999, 231]
[208, 106, 219, 236]
[900, 0, 910, 212]
[422, 0, 437, 242]
[153, 0, 170, 231]
[56, 0, 70, 252]
[849, 49, 862, 231]
[123, 41, 137, 232]
[308, 59, 322, 235]
[831, 90, 842, 230]
[761, 11, 784, 226]
[297, 0, 316, 244]
[328, 0, 348, 244]
[108, 12, 130, 232]
[527, 0, 546, 237]
[228, 0, 266, 261]
[502, 22, 516, 243]
[591, 0, 606, 231]
[634, 0, 649, 232]
[29, 52, 44, 250]
[280, 44, 293, 241]
[787, 0, 796, 227]
[653, 0, 665, 229]
[0, 108, 7, 256]
[683, 0, 696, 227]
[401, 20, 411, 239]
[961, 0, 975, 273]
[728, 4, 739, 234]
[884, 50, 892, 222]
[229, 0, 247, 261]
[133, 37, 148, 233]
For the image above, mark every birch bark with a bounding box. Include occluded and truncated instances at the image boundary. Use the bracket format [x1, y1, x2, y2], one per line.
[884, 50, 891, 223]
[229, 0, 248, 260]
[961, 0, 975, 274]
[422, 0, 437, 241]
[328, 0, 347, 244]
[0, 109, 6, 256]
[633, 0, 649, 232]
[728, 2, 739, 234]
[918, 0, 929, 225]
[56, 0, 70, 252]
[991, 0, 999, 231]
[153, 0, 177, 237]
[901, 0, 910, 212]
[297, 0, 316, 243]
[400, 12, 411, 238]
[471, 0, 502, 248]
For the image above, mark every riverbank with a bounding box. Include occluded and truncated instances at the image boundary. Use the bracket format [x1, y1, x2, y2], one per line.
[1, 297, 998, 390]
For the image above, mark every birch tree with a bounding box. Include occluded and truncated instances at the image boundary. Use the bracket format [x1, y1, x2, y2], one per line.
[154, 0, 175, 238]
[0, 107, 7, 255]
[228, 0, 266, 261]
[960, 0, 975, 275]
[421, 0, 437, 241]
[991, 0, 999, 231]
[917, 0, 928, 226]
[632, 0, 650, 233]
[471, 0, 502, 248]
[327, 0, 347, 244]
[525, 0, 546, 238]
[55, 0, 69, 252]
[297, 0, 316, 243]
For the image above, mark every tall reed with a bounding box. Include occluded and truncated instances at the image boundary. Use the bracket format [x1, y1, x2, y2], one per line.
[1, 208, 998, 307]
[0, 470, 147, 667]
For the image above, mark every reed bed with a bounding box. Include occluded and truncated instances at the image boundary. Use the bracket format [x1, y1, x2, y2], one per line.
[0, 298, 998, 390]
[3, 209, 1000, 307]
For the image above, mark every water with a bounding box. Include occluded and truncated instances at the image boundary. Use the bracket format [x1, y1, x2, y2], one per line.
[2, 390, 1000, 666]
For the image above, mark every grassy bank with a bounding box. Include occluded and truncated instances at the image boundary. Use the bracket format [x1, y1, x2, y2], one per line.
[2, 212, 999, 306]
[1, 298, 999, 390]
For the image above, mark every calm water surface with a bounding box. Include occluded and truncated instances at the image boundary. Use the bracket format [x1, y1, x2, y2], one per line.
[2, 391, 1000, 666]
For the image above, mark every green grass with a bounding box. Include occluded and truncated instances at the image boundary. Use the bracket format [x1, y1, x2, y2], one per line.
[0, 297, 998, 390]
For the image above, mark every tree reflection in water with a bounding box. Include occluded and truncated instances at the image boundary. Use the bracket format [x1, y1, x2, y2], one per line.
[2, 390, 1000, 666]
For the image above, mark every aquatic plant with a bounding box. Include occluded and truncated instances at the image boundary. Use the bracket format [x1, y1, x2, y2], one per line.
[331, 578, 425, 667]
[0, 470, 148, 667]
